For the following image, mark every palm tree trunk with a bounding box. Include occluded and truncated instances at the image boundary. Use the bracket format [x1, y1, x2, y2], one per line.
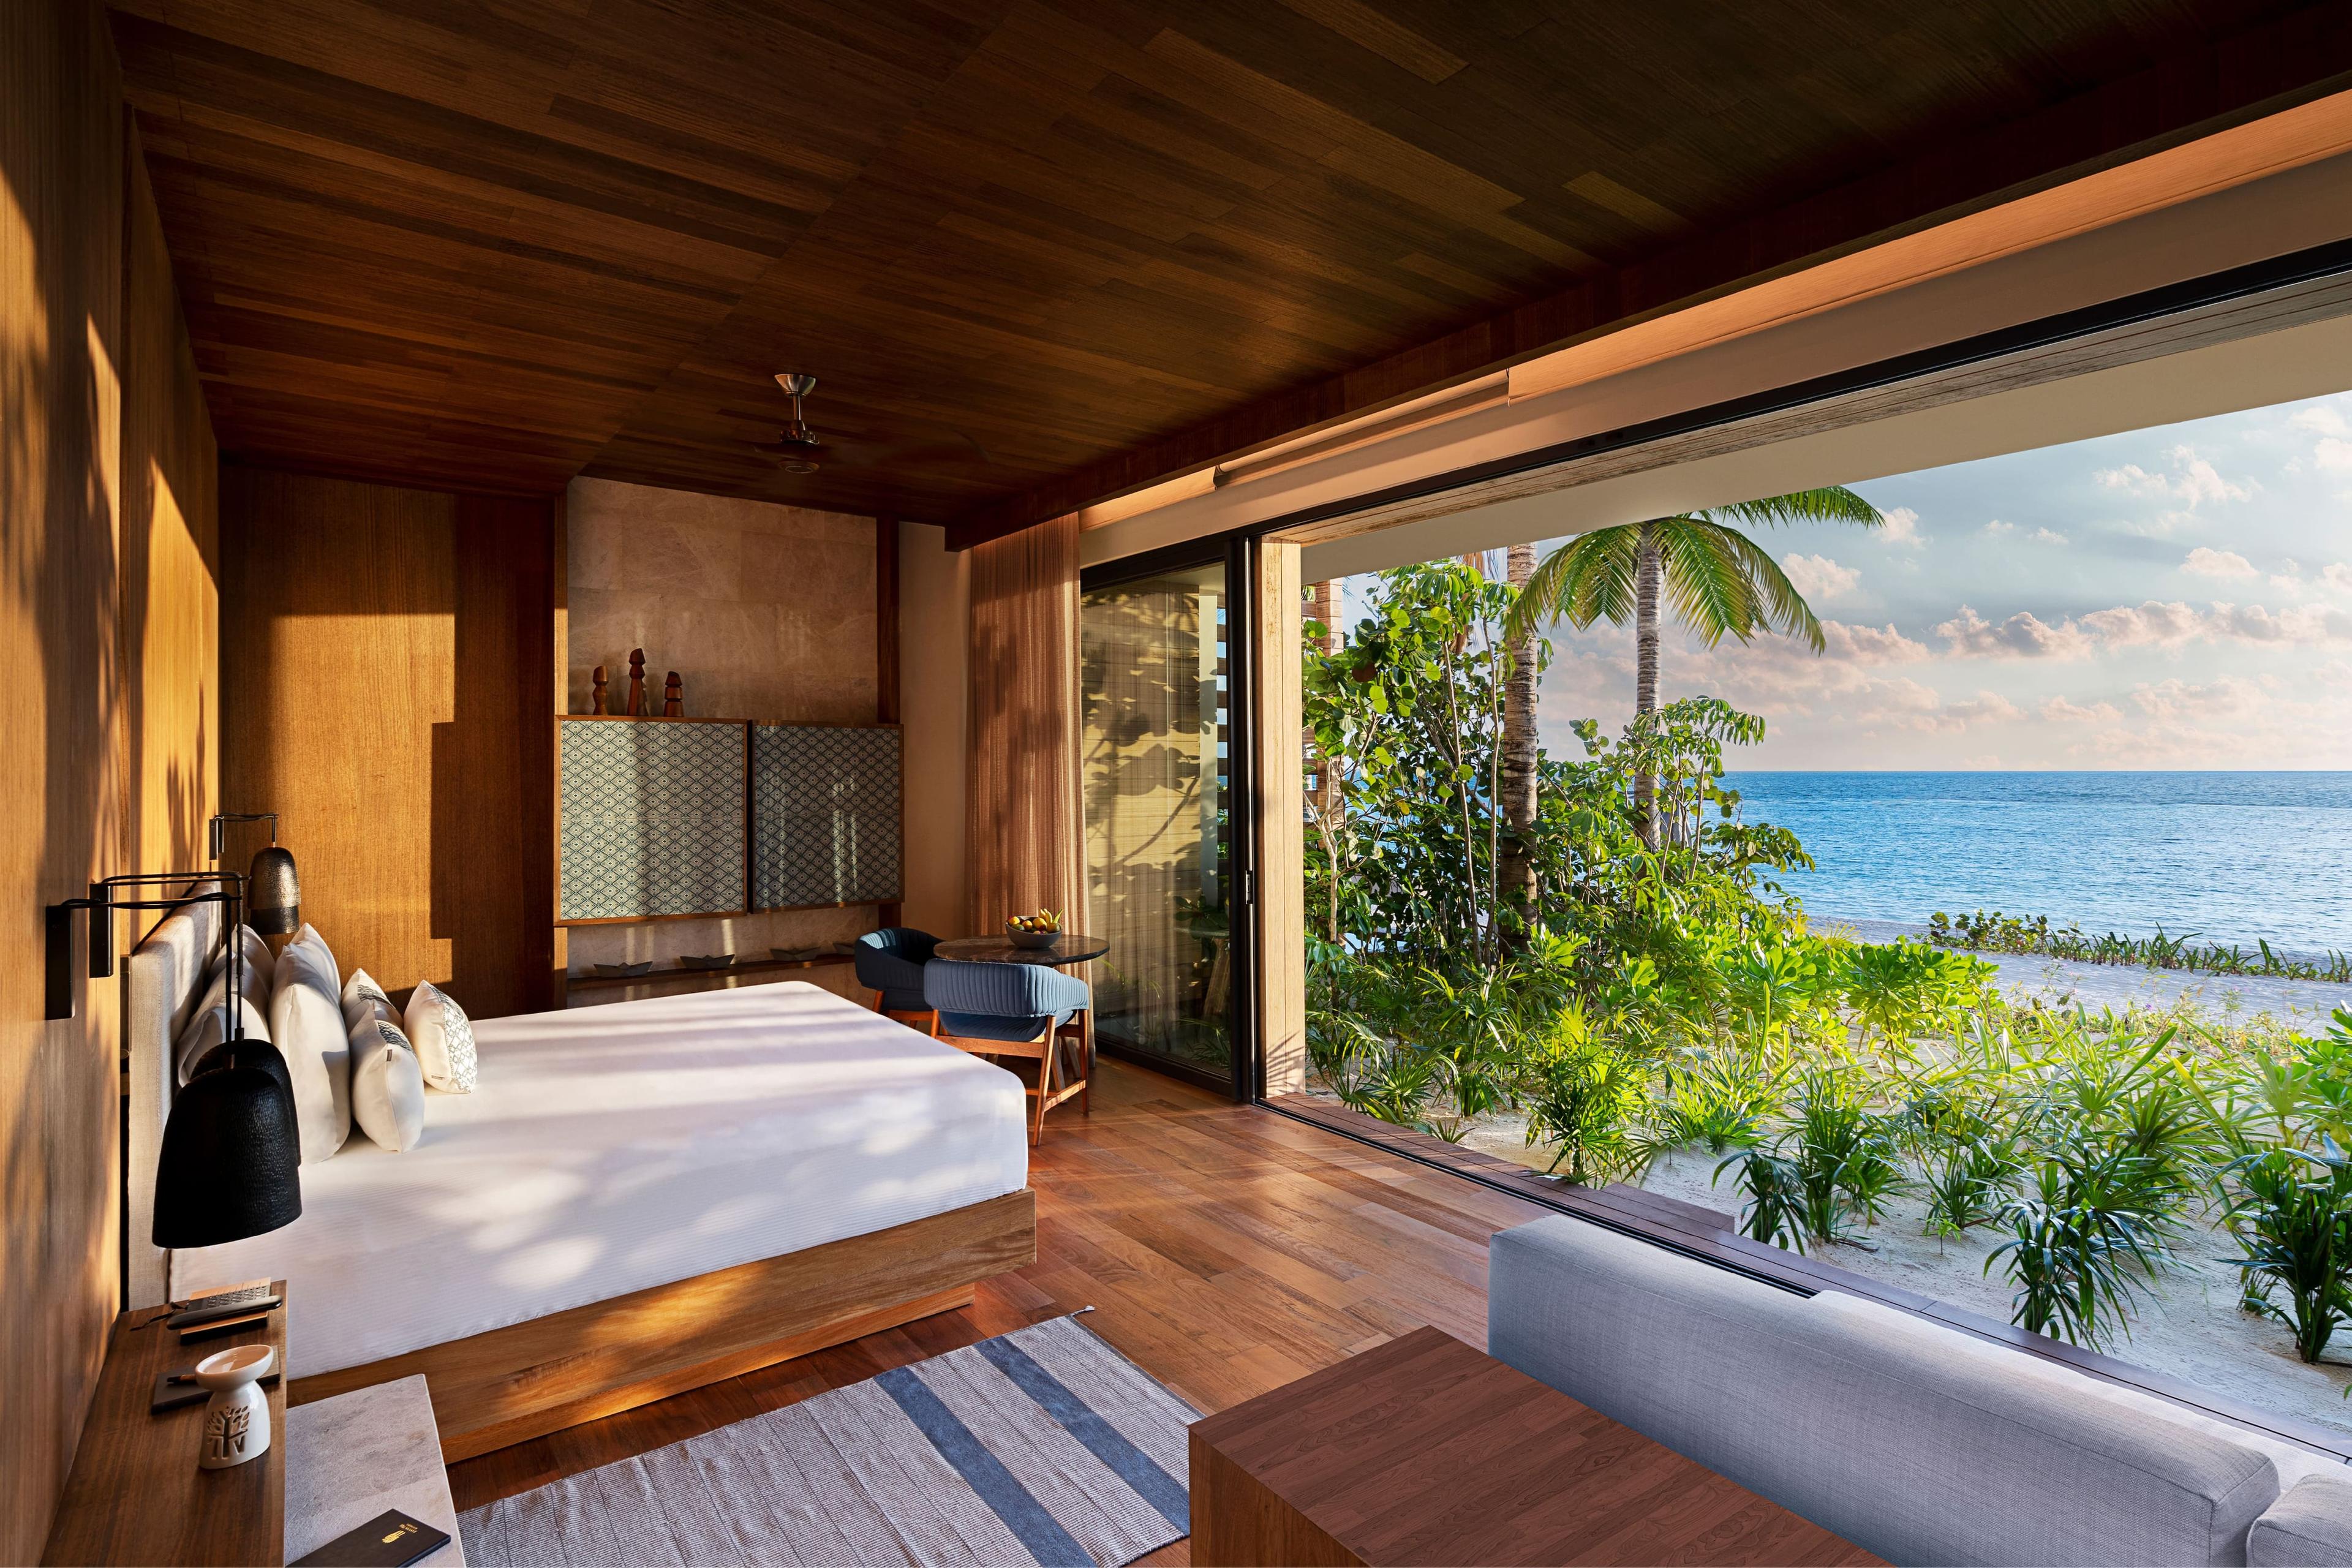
[1498, 543, 1539, 935]
[1634, 522, 1662, 846]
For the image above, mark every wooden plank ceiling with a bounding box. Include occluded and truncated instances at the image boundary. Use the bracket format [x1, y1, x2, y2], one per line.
[112, 0, 2352, 534]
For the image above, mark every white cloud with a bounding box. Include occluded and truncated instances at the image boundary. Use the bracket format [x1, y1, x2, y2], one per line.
[1782, 552, 1860, 603]
[1820, 620, 1928, 663]
[2182, 546, 2256, 579]
[2293, 405, 2349, 437]
[1983, 519, 2015, 537]
[1879, 506, 1924, 547]
[2095, 444, 2253, 508]
[2040, 695, 2122, 724]
[2031, 527, 2067, 545]
[1936, 606, 2094, 660]
[2326, 562, 2352, 594]
[2076, 601, 2207, 649]
[2317, 439, 2352, 473]
[1934, 597, 2352, 659]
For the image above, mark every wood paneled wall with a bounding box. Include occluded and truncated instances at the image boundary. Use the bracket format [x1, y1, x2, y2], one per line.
[3, 1, 219, 1559]
[121, 119, 220, 882]
[222, 467, 557, 1019]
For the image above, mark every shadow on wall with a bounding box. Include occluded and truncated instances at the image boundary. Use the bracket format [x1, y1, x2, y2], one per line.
[1, 7, 133, 1558]
[225, 469, 555, 1020]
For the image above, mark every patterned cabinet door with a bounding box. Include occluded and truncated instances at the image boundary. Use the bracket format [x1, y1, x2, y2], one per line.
[559, 720, 748, 921]
[751, 725, 902, 910]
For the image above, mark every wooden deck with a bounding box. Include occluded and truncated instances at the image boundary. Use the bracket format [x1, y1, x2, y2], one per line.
[447, 1056, 1549, 1536]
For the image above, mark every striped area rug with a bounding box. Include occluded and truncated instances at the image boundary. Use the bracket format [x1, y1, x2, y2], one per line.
[459, 1313, 1197, 1567]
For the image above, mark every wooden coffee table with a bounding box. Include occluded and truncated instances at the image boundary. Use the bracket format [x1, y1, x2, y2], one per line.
[1188, 1327, 1885, 1567]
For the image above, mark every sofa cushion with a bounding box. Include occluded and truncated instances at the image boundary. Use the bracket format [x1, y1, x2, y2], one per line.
[1488, 1216, 2278, 1567]
[2251, 1474, 2352, 1567]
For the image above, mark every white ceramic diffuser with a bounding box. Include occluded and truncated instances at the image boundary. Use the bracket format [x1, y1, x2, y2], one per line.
[194, 1343, 274, 1470]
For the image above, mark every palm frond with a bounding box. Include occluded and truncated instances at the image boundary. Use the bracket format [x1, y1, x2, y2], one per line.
[1711, 523, 1826, 651]
[1708, 486, 1885, 531]
[1505, 524, 1642, 643]
[1654, 520, 1762, 647]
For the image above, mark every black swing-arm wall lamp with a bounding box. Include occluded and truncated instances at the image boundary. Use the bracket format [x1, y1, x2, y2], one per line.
[44, 815, 307, 1250]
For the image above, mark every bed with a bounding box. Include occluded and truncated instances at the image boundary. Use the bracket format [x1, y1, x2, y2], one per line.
[134, 903, 1036, 1460]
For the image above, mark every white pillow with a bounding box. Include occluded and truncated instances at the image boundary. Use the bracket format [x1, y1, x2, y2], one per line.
[404, 979, 477, 1093]
[341, 968, 398, 1031]
[271, 971, 350, 1163]
[174, 993, 273, 1087]
[285, 922, 341, 999]
[204, 925, 275, 998]
[276, 935, 339, 1011]
[349, 1015, 424, 1153]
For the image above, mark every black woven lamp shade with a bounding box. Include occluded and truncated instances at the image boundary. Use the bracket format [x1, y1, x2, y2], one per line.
[153, 1042, 302, 1248]
[247, 843, 300, 935]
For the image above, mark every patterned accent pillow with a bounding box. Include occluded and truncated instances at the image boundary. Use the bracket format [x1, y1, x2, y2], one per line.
[404, 979, 477, 1093]
[339, 967, 398, 1031]
[349, 1014, 424, 1152]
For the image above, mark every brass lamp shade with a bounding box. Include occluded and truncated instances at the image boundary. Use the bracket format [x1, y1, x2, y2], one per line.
[247, 844, 300, 935]
[153, 1042, 302, 1248]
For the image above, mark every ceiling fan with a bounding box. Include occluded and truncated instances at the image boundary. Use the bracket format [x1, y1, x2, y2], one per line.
[748, 370, 993, 475]
[752, 372, 826, 473]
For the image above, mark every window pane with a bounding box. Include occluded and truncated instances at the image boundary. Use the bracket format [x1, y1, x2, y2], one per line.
[1080, 563, 1232, 1087]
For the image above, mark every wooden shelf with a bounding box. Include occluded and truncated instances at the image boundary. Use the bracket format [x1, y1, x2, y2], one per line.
[565, 952, 853, 991]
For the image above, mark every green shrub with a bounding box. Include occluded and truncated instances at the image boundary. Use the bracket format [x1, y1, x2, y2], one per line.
[1716, 1145, 1809, 1253]
[1921, 1132, 2021, 1238]
[1520, 1003, 1649, 1185]
[1986, 1145, 2179, 1351]
[2223, 1144, 2352, 1366]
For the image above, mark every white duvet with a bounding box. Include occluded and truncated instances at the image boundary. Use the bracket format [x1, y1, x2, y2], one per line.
[172, 983, 1030, 1378]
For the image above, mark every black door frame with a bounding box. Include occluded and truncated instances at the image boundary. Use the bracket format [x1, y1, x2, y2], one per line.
[1079, 534, 1257, 1101]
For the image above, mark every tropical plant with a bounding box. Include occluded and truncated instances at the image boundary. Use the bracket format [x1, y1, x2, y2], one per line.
[1521, 1002, 1650, 1185]
[1986, 1145, 2180, 1351]
[1920, 1132, 2022, 1238]
[1650, 1039, 1787, 1154]
[1502, 488, 1884, 842]
[2223, 1143, 2352, 1366]
[1716, 1145, 1809, 1252]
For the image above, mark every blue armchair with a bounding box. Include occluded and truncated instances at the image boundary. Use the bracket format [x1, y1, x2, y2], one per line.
[854, 927, 940, 1032]
[922, 959, 1093, 1144]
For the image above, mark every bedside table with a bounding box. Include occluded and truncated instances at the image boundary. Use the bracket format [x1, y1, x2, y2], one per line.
[43, 1282, 289, 1566]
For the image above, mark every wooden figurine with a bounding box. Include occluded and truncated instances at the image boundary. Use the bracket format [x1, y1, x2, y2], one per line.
[627, 648, 647, 716]
[663, 672, 683, 717]
[591, 665, 609, 714]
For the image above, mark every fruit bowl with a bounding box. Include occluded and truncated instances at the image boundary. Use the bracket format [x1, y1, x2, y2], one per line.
[1008, 929, 1062, 951]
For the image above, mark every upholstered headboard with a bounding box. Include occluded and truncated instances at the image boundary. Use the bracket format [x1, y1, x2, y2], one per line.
[124, 884, 225, 1308]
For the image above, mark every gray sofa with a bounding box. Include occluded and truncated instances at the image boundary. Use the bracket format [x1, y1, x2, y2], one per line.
[1488, 1215, 2352, 1567]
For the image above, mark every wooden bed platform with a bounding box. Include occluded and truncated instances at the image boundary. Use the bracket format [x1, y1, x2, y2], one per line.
[290, 1189, 1036, 1461]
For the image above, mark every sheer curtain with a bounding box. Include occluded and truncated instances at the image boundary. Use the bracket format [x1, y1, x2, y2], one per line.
[965, 514, 1089, 941]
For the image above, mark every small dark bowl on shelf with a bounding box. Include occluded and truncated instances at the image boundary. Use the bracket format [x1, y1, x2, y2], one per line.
[591, 960, 653, 978]
[1008, 930, 1061, 951]
[678, 953, 736, 970]
[771, 946, 828, 963]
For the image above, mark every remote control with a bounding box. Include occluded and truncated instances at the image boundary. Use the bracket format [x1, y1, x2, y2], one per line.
[167, 1281, 279, 1329]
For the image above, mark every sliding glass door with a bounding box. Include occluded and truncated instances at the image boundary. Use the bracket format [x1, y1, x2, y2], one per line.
[1079, 550, 1246, 1094]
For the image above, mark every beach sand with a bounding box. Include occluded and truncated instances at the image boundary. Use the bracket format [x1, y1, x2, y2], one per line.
[1834, 917, 2351, 1028]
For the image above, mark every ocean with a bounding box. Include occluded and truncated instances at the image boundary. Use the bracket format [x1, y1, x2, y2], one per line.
[1722, 772, 2352, 954]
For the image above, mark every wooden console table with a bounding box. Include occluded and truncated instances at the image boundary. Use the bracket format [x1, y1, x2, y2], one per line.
[45, 1282, 288, 1567]
[1188, 1326, 1883, 1567]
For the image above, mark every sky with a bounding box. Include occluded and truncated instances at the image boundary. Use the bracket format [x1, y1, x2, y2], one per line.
[1462, 388, 2352, 771]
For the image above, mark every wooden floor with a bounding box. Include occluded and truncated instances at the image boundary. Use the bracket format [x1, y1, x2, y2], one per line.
[447, 1055, 1549, 1550]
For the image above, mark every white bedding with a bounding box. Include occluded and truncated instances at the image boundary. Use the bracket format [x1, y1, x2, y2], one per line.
[172, 983, 1029, 1378]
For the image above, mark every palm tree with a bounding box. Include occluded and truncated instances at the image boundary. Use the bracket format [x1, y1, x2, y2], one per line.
[1502, 488, 1884, 841]
[1498, 543, 1539, 925]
